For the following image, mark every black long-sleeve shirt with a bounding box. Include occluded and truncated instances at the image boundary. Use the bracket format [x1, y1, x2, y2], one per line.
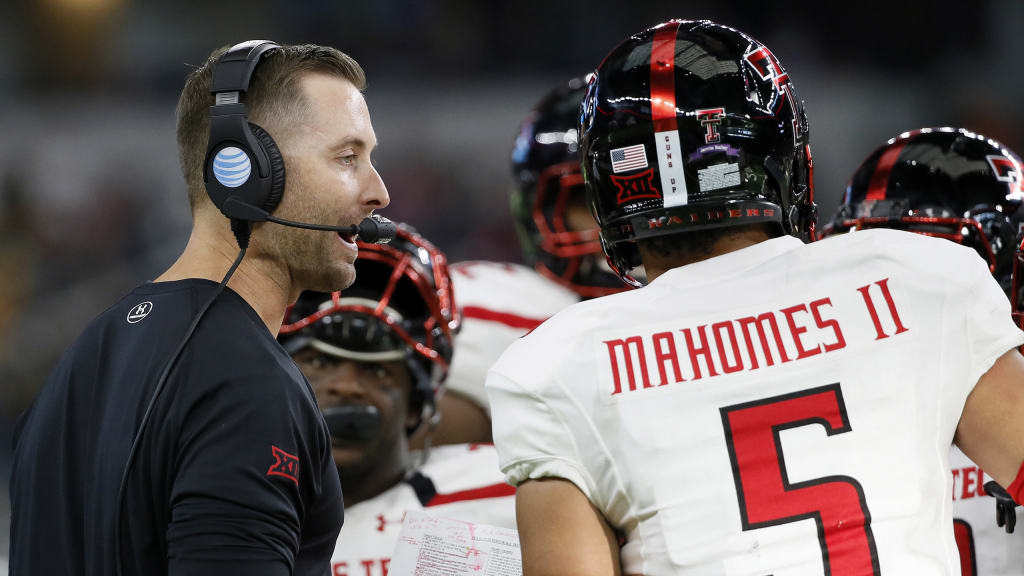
[10, 279, 343, 575]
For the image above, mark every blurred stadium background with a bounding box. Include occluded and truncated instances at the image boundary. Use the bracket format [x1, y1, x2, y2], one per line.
[2, 0, 1022, 567]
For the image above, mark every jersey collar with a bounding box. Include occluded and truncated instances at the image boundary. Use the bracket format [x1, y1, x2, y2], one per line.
[649, 235, 806, 287]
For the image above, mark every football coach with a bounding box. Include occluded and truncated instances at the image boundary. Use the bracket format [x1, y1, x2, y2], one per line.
[10, 40, 390, 576]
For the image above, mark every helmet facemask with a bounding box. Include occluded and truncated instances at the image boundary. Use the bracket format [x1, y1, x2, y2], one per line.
[280, 227, 460, 436]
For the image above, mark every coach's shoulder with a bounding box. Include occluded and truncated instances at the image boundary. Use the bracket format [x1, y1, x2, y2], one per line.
[177, 328, 319, 430]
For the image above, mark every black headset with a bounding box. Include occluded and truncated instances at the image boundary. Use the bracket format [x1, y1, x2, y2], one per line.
[203, 40, 286, 232]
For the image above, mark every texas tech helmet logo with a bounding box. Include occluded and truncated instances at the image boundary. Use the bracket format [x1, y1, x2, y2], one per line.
[696, 108, 725, 144]
[987, 155, 1024, 197]
[744, 44, 789, 109]
[743, 42, 803, 145]
[611, 168, 661, 205]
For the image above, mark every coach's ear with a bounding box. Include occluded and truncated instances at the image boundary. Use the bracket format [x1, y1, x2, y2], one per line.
[955, 349, 1024, 493]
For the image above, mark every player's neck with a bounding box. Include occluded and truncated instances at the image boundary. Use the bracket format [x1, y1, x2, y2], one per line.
[340, 452, 409, 508]
[155, 217, 293, 335]
[640, 227, 775, 283]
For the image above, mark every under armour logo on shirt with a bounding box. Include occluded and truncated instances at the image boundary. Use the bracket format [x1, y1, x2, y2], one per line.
[267, 446, 299, 486]
[127, 301, 153, 324]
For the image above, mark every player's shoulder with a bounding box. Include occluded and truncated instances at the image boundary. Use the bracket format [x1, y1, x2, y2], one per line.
[450, 260, 543, 288]
[423, 442, 502, 468]
[530, 283, 644, 337]
[419, 443, 508, 494]
[812, 228, 983, 280]
[344, 480, 419, 516]
[450, 260, 579, 316]
[814, 226, 962, 251]
[489, 287, 640, 380]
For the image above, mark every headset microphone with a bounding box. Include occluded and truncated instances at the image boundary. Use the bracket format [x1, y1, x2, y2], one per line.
[221, 197, 395, 244]
[349, 214, 397, 244]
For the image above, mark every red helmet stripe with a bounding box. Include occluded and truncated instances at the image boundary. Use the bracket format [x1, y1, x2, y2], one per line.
[865, 140, 908, 201]
[650, 21, 681, 133]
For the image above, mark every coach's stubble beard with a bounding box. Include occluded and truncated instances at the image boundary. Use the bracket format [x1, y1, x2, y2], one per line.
[263, 202, 356, 295]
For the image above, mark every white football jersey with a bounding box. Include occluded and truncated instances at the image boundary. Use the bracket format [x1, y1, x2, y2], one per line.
[447, 261, 579, 413]
[329, 443, 516, 576]
[488, 230, 1024, 575]
[949, 446, 1024, 575]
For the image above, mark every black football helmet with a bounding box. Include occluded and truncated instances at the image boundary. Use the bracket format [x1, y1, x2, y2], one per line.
[279, 225, 460, 433]
[580, 20, 815, 287]
[825, 127, 1024, 298]
[510, 77, 630, 298]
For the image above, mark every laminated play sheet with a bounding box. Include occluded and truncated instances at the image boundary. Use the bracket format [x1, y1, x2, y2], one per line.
[387, 510, 522, 576]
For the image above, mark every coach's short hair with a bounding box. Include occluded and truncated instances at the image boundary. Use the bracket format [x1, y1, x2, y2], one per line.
[175, 43, 366, 213]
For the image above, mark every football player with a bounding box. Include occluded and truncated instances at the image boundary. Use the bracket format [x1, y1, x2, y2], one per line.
[279, 226, 515, 576]
[487, 20, 1024, 575]
[825, 126, 1024, 575]
[432, 76, 630, 446]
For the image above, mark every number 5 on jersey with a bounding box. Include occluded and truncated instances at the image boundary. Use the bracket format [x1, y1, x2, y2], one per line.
[720, 383, 881, 575]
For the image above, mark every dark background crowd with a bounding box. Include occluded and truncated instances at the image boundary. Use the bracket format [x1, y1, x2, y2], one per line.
[2, 0, 1022, 565]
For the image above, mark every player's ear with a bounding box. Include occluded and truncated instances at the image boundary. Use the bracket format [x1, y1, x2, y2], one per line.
[405, 397, 425, 433]
[405, 405, 419, 429]
[403, 371, 427, 435]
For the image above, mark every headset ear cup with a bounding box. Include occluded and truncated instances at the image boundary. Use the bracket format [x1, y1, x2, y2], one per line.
[248, 123, 286, 214]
